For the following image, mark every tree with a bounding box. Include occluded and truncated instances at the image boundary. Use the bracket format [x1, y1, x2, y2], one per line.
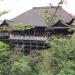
[0, 11, 8, 16]
[10, 57, 34, 75]
[0, 41, 10, 63]
[11, 23, 32, 31]
[0, 41, 10, 75]
[0, 0, 8, 16]
[43, 0, 65, 27]
[45, 33, 75, 75]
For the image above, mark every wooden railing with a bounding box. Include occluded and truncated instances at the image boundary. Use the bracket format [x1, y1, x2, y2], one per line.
[0, 33, 9, 37]
[9, 34, 47, 41]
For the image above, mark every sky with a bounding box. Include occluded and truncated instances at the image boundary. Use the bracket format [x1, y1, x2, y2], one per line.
[0, 0, 75, 20]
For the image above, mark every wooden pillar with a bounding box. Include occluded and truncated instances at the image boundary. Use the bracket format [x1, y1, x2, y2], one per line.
[39, 30, 41, 36]
[43, 42, 45, 49]
[30, 41, 32, 54]
[22, 41, 25, 54]
[16, 40, 18, 45]
[36, 41, 38, 50]
[34, 30, 35, 36]
[34, 29, 36, 36]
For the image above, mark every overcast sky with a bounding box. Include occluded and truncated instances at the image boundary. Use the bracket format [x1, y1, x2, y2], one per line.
[0, 0, 75, 20]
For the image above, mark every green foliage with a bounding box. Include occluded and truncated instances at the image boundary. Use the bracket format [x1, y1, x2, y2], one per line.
[1, 33, 75, 75]
[0, 11, 8, 16]
[57, 61, 75, 75]
[33, 50, 54, 75]
[0, 41, 9, 53]
[69, 19, 75, 32]
[0, 41, 10, 64]
[12, 23, 32, 31]
[46, 34, 75, 75]
[0, 25, 10, 32]
[0, 41, 10, 75]
[10, 56, 34, 75]
[42, 10, 59, 27]
[0, 23, 32, 32]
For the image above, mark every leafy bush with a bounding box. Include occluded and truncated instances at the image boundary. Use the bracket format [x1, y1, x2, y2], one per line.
[11, 23, 32, 31]
[46, 34, 75, 75]
[0, 41, 9, 53]
[11, 56, 35, 75]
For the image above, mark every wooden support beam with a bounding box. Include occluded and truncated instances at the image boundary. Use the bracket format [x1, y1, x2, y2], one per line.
[36, 41, 38, 50]
[43, 42, 45, 49]
[30, 41, 32, 54]
[22, 41, 25, 54]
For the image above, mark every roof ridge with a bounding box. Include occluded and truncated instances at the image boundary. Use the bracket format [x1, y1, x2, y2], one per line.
[32, 6, 50, 9]
[32, 6, 62, 9]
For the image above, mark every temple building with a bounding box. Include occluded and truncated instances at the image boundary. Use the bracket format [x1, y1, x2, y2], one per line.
[0, 6, 74, 54]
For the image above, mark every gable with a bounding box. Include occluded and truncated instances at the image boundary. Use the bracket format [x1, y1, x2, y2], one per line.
[0, 20, 14, 26]
[50, 20, 70, 29]
[0, 20, 8, 26]
[51, 21, 69, 27]
[1, 21, 9, 26]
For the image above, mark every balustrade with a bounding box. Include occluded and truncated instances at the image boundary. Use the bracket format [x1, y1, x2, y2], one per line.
[9, 34, 47, 41]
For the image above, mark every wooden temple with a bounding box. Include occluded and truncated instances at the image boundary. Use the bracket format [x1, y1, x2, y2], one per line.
[0, 6, 74, 54]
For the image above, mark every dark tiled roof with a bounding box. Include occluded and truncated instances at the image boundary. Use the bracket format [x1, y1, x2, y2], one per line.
[50, 20, 71, 29]
[11, 6, 73, 27]
[0, 20, 4, 25]
[0, 19, 14, 26]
